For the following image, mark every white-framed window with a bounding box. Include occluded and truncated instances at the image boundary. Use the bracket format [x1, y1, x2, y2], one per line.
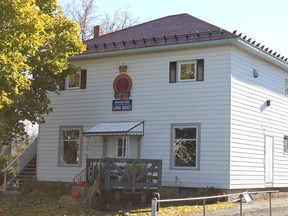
[177, 60, 197, 81]
[60, 69, 87, 90]
[117, 138, 127, 157]
[284, 136, 288, 153]
[171, 123, 200, 169]
[169, 59, 204, 83]
[59, 126, 82, 166]
[66, 71, 81, 89]
[285, 79, 288, 96]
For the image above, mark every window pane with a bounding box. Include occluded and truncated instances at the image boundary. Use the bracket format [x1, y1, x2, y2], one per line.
[63, 140, 79, 164]
[60, 128, 80, 165]
[117, 139, 126, 157]
[62, 129, 80, 140]
[68, 72, 80, 88]
[180, 63, 195, 80]
[175, 128, 196, 139]
[174, 140, 196, 167]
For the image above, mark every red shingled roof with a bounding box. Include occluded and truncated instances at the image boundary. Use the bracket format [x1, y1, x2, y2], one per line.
[83, 13, 237, 53]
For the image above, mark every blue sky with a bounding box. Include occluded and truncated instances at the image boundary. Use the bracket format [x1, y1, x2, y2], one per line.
[58, 0, 288, 57]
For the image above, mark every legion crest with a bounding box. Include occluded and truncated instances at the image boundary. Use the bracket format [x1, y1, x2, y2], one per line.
[113, 63, 133, 100]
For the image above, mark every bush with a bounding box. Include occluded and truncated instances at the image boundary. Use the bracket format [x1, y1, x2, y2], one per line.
[23, 180, 73, 198]
[0, 154, 17, 186]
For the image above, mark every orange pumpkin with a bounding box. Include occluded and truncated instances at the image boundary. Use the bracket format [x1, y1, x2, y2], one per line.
[75, 180, 85, 186]
[71, 191, 81, 199]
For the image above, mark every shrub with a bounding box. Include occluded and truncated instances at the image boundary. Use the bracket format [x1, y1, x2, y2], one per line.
[0, 154, 17, 187]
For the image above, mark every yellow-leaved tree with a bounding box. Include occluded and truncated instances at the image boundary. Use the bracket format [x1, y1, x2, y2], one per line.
[0, 0, 86, 143]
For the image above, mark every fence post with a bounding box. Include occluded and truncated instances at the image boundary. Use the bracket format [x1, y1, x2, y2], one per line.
[151, 198, 158, 216]
[203, 199, 206, 216]
[153, 192, 160, 211]
[268, 192, 272, 216]
[239, 195, 243, 216]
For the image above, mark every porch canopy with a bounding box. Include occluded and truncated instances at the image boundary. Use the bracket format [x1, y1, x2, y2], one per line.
[83, 121, 144, 136]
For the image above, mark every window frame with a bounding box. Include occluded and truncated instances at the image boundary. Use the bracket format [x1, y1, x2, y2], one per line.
[169, 59, 204, 83]
[177, 60, 197, 82]
[60, 69, 87, 90]
[58, 125, 83, 167]
[170, 123, 201, 170]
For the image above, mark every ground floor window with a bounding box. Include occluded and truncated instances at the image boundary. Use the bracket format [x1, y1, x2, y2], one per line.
[171, 123, 200, 169]
[59, 126, 82, 166]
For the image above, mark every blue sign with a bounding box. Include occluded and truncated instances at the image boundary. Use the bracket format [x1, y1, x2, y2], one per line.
[112, 99, 132, 111]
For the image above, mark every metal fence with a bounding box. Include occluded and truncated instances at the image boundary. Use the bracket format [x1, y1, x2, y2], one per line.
[151, 190, 279, 216]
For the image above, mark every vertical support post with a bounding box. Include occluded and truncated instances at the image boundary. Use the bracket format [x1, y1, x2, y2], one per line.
[157, 160, 162, 191]
[269, 192, 272, 216]
[17, 158, 21, 174]
[203, 199, 206, 216]
[151, 198, 158, 216]
[132, 159, 136, 193]
[3, 171, 7, 191]
[86, 159, 89, 183]
[104, 158, 111, 190]
[239, 195, 243, 216]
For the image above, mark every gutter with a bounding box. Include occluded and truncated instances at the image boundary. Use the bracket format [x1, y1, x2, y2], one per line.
[69, 37, 238, 61]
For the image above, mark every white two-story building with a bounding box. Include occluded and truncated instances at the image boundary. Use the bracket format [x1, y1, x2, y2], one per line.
[37, 13, 288, 190]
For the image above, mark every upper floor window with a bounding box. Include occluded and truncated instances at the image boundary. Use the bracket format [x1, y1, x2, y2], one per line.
[170, 59, 204, 83]
[60, 69, 87, 90]
[67, 71, 81, 89]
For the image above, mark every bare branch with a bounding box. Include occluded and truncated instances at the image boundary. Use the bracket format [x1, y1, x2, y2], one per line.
[101, 8, 139, 34]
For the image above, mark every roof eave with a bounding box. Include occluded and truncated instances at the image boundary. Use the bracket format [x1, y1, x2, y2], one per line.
[234, 39, 288, 71]
[69, 38, 238, 61]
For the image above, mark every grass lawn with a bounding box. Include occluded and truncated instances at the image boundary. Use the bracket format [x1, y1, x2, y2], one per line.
[0, 191, 236, 216]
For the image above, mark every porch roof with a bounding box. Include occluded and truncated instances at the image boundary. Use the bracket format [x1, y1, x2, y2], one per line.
[83, 121, 144, 136]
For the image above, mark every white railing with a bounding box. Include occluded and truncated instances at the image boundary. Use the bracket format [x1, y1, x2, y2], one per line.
[151, 190, 279, 216]
[2, 137, 38, 191]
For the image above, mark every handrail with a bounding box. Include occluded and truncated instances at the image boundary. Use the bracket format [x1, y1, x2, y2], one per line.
[17, 137, 38, 173]
[2, 137, 38, 191]
[72, 168, 86, 183]
[2, 137, 38, 173]
[151, 190, 279, 216]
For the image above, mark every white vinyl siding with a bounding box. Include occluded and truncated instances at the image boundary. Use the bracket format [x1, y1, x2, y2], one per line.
[38, 46, 231, 187]
[230, 47, 288, 189]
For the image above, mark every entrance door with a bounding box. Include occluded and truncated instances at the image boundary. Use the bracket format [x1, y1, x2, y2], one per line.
[105, 136, 139, 158]
[265, 135, 274, 183]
